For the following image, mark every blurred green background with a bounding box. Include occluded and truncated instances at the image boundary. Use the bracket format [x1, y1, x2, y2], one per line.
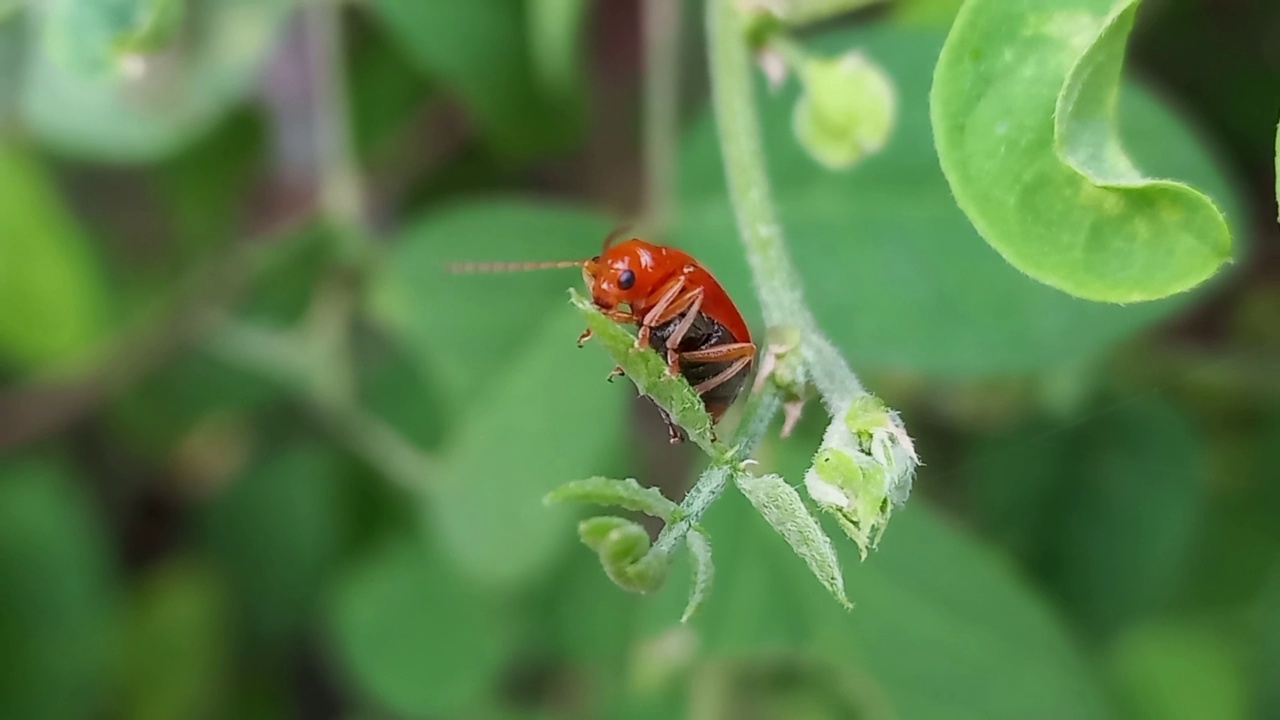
[1, 0, 1278, 718]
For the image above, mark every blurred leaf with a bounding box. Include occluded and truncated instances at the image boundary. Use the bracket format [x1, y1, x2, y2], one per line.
[0, 146, 111, 371]
[964, 421, 1073, 563]
[362, 351, 448, 453]
[120, 558, 231, 720]
[1053, 398, 1204, 637]
[203, 444, 348, 651]
[1275, 118, 1279, 221]
[368, 201, 628, 587]
[1108, 622, 1249, 720]
[349, 22, 432, 160]
[0, 0, 22, 21]
[427, 302, 630, 588]
[108, 353, 278, 459]
[42, 0, 184, 76]
[328, 535, 514, 717]
[159, 110, 264, 260]
[677, 24, 1241, 376]
[369, 0, 581, 158]
[0, 459, 116, 720]
[369, 200, 610, 407]
[525, 0, 585, 104]
[932, 0, 1230, 302]
[22, 0, 291, 162]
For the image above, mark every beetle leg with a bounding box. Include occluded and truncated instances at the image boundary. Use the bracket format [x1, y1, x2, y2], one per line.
[678, 342, 757, 364]
[634, 277, 688, 349]
[659, 288, 705, 376]
[693, 355, 754, 395]
[576, 328, 593, 347]
[606, 365, 625, 381]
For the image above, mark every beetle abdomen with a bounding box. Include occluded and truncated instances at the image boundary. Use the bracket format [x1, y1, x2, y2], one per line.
[648, 311, 751, 419]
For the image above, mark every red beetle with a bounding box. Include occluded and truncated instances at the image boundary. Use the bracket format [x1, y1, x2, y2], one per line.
[453, 232, 757, 442]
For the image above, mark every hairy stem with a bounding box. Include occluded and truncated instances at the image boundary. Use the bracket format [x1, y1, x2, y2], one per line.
[643, 0, 682, 233]
[708, 0, 808, 330]
[649, 382, 782, 558]
[707, 0, 866, 408]
[306, 2, 366, 245]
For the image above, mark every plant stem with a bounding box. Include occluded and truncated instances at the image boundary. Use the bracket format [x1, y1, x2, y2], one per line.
[643, 0, 682, 234]
[306, 2, 366, 246]
[649, 382, 781, 558]
[707, 0, 808, 331]
[707, 0, 866, 409]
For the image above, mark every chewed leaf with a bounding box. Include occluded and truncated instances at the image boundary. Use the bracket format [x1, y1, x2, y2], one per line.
[545, 476, 679, 522]
[932, 0, 1232, 303]
[681, 529, 714, 623]
[735, 472, 851, 609]
[569, 289, 721, 456]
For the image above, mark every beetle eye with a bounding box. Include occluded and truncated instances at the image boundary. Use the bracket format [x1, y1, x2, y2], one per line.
[617, 269, 635, 290]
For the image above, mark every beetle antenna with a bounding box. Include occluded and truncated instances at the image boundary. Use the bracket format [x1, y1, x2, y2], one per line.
[446, 259, 584, 274]
[602, 224, 632, 252]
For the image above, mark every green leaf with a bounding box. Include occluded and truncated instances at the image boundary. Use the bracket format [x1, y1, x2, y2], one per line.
[22, 0, 290, 162]
[931, 0, 1231, 302]
[734, 472, 851, 609]
[1052, 398, 1204, 636]
[369, 0, 581, 158]
[41, 0, 184, 75]
[1108, 623, 1249, 720]
[677, 23, 1241, 376]
[327, 536, 513, 717]
[0, 147, 111, 371]
[1275, 118, 1279, 222]
[0, 459, 116, 720]
[0, 0, 23, 22]
[368, 200, 611, 407]
[570, 288, 719, 455]
[426, 302, 630, 588]
[120, 558, 231, 720]
[545, 476, 680, 521]
[681, 529, 714, 623]
[203, 445, 347, 650]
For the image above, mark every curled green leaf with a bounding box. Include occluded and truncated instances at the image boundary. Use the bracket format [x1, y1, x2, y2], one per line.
[569, 289, 721, 456]
[932, 0, 1232, 302]
[793, 51, 897, 170]
[681, 530, 714, 623]
[545, 476, 679, 522]
[734, 472, 851, 608]
[578, 517, 668, 594]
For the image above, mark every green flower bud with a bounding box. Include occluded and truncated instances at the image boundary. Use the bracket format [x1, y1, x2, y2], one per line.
[793, 52, 896, 170]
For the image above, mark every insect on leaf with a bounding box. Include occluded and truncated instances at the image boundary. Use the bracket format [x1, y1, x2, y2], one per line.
[570, 289, 721, 456]
[931, 0, 1232, 302]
